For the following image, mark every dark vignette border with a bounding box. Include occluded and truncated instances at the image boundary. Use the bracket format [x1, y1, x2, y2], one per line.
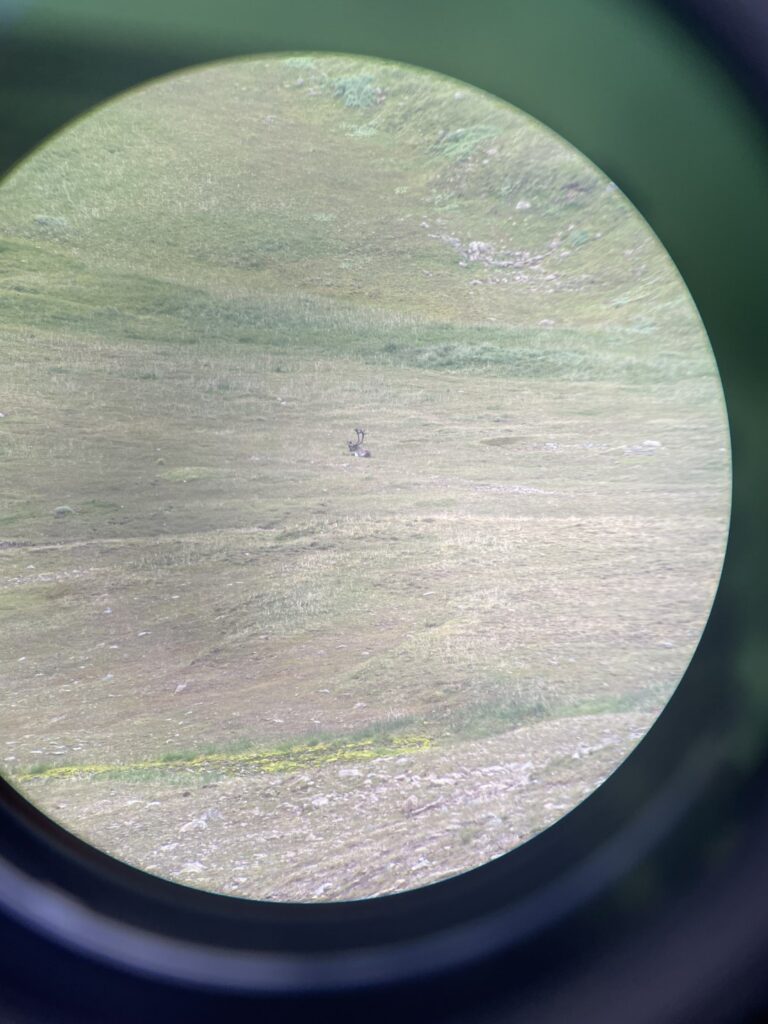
[0, 1, 766, 1021]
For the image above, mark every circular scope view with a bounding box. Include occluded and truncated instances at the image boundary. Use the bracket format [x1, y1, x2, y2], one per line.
[0, 55, 730, 901]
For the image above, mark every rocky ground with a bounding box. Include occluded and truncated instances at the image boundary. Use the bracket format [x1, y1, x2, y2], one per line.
[25, 710, 654, 902]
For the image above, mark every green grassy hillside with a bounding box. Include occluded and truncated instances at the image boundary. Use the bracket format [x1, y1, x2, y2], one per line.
[1, 57, 701, 352]
[0, 55, 730, 901]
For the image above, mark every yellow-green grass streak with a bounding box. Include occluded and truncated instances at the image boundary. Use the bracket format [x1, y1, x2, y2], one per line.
[16, 734, 433, 783]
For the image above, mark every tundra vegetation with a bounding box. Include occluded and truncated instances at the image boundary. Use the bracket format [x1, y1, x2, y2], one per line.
[0, 56, 729, 901]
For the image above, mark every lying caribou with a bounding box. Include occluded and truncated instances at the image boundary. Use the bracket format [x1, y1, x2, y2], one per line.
[347, 427, 372, 458]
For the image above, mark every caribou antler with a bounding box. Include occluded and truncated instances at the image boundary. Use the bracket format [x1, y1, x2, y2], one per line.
[347, 426, 372, 457]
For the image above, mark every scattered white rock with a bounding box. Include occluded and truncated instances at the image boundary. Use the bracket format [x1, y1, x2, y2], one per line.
[174, 683, 188, 694]
[624, 440, 662, 456]
[179, 817, 208, 833]
[179, 861, 205, 873]
[411, 857, 432, 871]
[467, 240, 491, 260]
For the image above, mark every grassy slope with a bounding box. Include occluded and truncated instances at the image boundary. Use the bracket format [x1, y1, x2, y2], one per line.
[0, 56, 730, 899]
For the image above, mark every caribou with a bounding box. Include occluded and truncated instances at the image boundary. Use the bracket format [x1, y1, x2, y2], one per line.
[347, 427, 372, 458]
